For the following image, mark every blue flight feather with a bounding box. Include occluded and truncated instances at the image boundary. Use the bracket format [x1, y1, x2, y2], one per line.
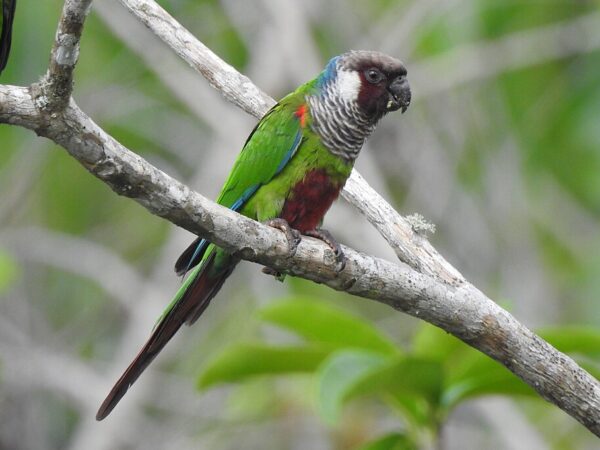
[275, 130, 302, 174]
[182, 239, 208, 277]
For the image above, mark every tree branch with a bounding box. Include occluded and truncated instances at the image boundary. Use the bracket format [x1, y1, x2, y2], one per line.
[43, 0, 93, 110]
[1, 0, 599, 437]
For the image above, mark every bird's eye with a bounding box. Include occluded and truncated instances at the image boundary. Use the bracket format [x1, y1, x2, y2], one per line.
[364, 68, 384, 84]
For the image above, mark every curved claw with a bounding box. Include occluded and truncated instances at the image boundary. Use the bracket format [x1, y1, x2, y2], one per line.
[334, 252, 347, 273]
[304, 228, 346, 274]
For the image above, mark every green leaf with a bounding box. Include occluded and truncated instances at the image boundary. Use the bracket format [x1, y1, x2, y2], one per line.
[0, 250, 19, 294]
[441, 325, 600, 409]
[412, 323, 464, 364]
[539, 326, 600, 358]
[316, 350, 388, 423]
[414, 323, 537, 409]
[350, 358, 443, 404]
[347, 356, 444, 427]
[358, 433, 417, 450]
[198, 344, 328, 389]
[442, 353, 535, 408]
[260, 298, 399, 355]
[316, 350, 443, 425]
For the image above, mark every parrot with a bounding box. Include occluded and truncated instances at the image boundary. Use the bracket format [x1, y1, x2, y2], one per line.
[96, 50, 411, 420]
[0, 0, 16, 75]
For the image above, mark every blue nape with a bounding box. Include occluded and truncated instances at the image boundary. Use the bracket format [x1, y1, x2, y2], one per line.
[317, 55, 339, 90]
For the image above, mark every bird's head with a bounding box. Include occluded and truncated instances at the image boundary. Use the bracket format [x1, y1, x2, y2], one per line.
[318, 50, 411, 121]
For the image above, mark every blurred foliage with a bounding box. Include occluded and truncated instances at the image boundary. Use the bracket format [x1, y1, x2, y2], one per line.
[198, 298, 600, 449]
[0, 250, 19, 294]
[1, 0, 600, 449]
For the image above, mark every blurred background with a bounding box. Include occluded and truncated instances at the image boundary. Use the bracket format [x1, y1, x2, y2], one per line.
[1, 0, 600, 449]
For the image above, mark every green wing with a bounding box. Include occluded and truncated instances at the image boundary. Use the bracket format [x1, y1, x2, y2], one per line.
[174, 86, 311, 276]
[216, 90, 309, 211]
[218, 75, 319, 212]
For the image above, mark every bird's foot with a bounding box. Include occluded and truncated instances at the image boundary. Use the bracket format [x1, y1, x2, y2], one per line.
[265, 218, 302, 255]
[262, 218, 301, 279]
[304, 228, 346, 273]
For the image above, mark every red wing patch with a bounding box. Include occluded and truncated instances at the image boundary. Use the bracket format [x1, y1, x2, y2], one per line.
[294, 104, 308, 128]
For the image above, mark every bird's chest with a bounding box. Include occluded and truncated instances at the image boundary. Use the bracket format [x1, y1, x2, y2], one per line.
[280, 169, 343, 233]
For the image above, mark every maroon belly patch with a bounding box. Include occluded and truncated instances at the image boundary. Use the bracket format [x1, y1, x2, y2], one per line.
[281, 169, 343, 233]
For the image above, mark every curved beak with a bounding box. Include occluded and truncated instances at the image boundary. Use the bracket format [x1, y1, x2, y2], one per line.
[387, 76, 411, 113]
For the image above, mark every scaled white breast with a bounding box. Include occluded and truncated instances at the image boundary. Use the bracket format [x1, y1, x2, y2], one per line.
[335, 69, 361, 102]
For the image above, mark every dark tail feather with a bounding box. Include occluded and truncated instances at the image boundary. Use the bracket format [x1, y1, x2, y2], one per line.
[0, 0, 17, 75]
[96, 252, 237, 421]
[174, 237, 208, 277]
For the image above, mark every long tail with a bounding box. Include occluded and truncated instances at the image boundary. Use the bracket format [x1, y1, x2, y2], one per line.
[96, 249, 237, 420]
[1, 0, 17, 75]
